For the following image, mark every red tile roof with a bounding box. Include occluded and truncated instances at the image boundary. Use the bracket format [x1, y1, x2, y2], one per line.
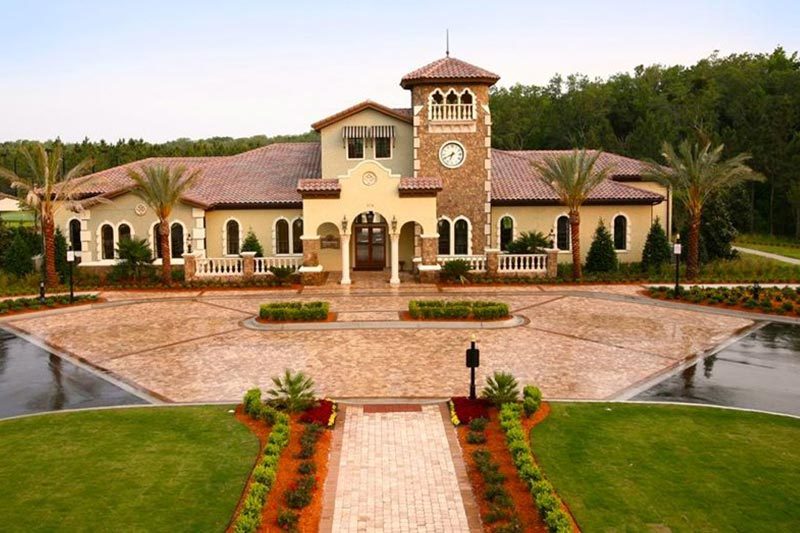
[398, 177, 442, 191]
[491, 150, 664, 205]
[297, 178, 340, 196]
[311, 100, 413, 131]
[400, 56, 500, 88]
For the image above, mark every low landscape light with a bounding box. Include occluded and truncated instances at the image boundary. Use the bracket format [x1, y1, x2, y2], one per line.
[673, 233, 682, 295]
[66, 245, 75, 304]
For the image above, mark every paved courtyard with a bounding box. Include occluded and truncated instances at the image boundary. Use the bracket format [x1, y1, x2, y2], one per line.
[2, 284, 752, 402]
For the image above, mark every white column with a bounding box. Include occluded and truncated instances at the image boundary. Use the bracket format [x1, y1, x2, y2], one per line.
[340, 232, 351, 285]
[390, 232, 400, 286]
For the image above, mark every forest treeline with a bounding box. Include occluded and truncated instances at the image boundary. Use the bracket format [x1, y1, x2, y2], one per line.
[1, 48, 798, 236]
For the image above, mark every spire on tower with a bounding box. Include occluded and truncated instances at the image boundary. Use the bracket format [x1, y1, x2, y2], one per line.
[446, 29, 450, 57]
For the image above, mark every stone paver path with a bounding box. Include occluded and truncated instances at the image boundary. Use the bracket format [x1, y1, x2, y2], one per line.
[326, 405, 475, 532]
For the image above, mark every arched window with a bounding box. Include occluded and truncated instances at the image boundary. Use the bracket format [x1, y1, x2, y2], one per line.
[500, 216, 514, 251]
[614, 215, 628, 250]
[171, 223, 184, 258]
[292, 218, 303, 254]
[68, 219, 82, 252]
[100, 224, 114, 260]
[430, 90, 444, 105]
[438, 219, 451, 255]
[459, 90, 473, 105]
[454, 219, 469, 255]
[445, 89, 458, 104]
[153, 223, 164, 258]
[275, 219, 290, 254]
[226, 220, 240, 255]
[118, 223, 131, 243]
[556, 215, 570, 251]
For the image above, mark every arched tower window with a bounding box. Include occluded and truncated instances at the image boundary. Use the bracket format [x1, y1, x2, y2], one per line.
[68, 219, 82, 252]
[100, 224, 114, 260]
[438, 219, 451, 255]
[171, 223, 184, 258]
[454, 219, 469, 255]
[556, 215, 570, 251]
[500, 216, 514, 251]
[614, 215, 628, 251]
[292, 218, 303, 254]
[276, 219, 290, 254]
[226, 220, 240, 255]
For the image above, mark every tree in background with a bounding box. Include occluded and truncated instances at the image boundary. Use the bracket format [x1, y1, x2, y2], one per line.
[641, 218, 672, 271]
[126, 165, 202, 285]
[54, 227, 68, 283]
[0, 143, 93, 287]
[585, 219, 618, 273]
[241, 229, 264, 257]
[645, 136, 762, 279]
[533, 150, 613, 280]
[3, 232, 33, 277]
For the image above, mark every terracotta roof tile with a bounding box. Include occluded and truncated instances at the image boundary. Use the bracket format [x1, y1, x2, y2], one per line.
[400, 56, 500, 88]
[297, 178, 340, 192]
[491, 150, 664, 204]
[311, 100, 413, 131]
[398, 177, 442, 191]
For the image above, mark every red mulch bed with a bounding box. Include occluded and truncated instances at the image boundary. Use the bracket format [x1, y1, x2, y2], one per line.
[457, 406, 548, 532]
[255, 312, 337, 324]
[399, 311, 509, 322]
[451, 397, 491, 424]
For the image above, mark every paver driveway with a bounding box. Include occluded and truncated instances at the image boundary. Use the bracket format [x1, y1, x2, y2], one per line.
[3, 285, 752, 402]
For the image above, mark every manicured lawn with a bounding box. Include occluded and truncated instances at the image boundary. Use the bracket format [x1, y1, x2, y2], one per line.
[737, 242, 800, 260]
[532, 403, 800, 532]
[0, 406, 259, 532]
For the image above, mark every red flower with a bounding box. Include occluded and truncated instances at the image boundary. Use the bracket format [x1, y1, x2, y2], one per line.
[299, 400, 334, 425]
[451, 397, 490, 423]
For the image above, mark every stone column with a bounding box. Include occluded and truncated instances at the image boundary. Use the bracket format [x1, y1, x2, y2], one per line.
[240, 251, 256, 279]
[485, 248, 500, 277]
[299, 237, 324, 285]
[340, 233, 351, 285]
[389, 233, 401, 286]
[418, 235, 441, 283]
[546, 248, 559, 278]
[182, 253, 197, 282]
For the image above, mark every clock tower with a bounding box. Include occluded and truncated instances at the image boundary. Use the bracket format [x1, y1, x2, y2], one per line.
[401, 56, 500, 255]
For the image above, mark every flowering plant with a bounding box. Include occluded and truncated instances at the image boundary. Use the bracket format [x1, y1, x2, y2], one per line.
[299, 399, 338, 427]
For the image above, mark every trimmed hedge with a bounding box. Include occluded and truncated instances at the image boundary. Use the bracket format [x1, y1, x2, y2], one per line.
[408, 300, 509, 320]
[0, 293, 98, 314]
[259, 301, 329, 321]
[648, 285, 800, 316]
[234, 390, 291, 533]
[499, 403, 572, 533]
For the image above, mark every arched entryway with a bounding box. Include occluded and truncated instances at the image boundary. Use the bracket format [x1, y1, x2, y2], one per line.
[353, 211, 387, 271]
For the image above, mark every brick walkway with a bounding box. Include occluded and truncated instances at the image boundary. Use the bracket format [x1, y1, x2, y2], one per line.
[323, 404, 478, 532]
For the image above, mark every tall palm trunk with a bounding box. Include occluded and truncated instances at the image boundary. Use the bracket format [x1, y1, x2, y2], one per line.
[686, 213, 701, 280]
[569, 209, 581, 280]
[159, 219, 171, 285]
[42, 213, 59, 287]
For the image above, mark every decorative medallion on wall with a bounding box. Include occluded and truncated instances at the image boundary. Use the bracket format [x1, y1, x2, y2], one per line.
[361, 172, 377, 186]
[134, 203, 147, 216]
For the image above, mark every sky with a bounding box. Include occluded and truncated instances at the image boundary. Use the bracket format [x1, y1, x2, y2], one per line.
[0, 0, 797, 143]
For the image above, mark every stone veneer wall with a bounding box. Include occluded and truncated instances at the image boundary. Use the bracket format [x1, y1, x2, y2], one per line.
[411, 84, 492, 255]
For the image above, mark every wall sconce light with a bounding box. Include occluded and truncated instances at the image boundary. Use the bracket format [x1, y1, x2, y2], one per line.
[391, 215, 398, 233]
[341, 215, 348, 233]
[186, 233, 193, 254]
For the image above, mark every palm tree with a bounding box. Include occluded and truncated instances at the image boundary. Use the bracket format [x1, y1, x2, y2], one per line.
[533, 150, 613, 280]
[126, 164, 202, 285]
[0, 143, 93, 286]
[645, 139, 763, 279]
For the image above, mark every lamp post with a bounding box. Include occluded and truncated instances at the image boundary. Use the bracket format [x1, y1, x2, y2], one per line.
[465, 335, 480, 400]
[66, 245, 75, 304]
[547, 228, 556, 249]
[673, 233, 682, 295]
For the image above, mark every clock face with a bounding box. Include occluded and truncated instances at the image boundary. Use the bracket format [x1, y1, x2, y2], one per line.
[439, 141, 465, 168]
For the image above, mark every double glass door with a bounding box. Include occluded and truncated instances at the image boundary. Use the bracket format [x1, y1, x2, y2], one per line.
[354, 224, 386, 270]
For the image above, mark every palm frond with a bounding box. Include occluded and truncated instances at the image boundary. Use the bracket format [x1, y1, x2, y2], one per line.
[532, 149, 613, 210]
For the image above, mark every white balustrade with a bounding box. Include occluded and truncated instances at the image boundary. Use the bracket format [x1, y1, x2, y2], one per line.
[429, 103, 475, 122]
[254, 256, 302, 275]
[437, 255, 486, 272]
[195, 257, 243, 277]
[498, 254, 548, 273]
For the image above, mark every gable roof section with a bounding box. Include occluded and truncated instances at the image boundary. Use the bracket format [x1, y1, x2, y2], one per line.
[72, 143, 321, 209]
[311, 100, 413, 131]
[491, 150, 664, 205]
[400, 56, 500, 88]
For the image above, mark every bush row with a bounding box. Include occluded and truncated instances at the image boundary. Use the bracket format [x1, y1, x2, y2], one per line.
[499, 403, 571, 533]
[408, 300, 509, 320]
[259, 301, 329, 322]
[648, 285, 800, 315]
[235, 389, 291, 533]
[277, 422, 326, 531]
[0, 293, 98, 313]
[471, 446, 522, 528]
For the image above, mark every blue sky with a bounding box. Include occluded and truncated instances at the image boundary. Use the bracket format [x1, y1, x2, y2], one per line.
[0, 0, 796, 142]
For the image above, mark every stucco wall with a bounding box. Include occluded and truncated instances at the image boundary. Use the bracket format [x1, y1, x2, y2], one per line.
[491, 203, 661, 263]
[622, 181, 671, 236]
[204, 208, 303, 257]
[319, 108, 413, 179]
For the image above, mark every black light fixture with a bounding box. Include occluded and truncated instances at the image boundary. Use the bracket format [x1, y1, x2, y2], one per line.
[341, 215, 348, 233]
[366, 210, 375, 224]
[186, 233, 193, 254]
[673, 233, 682, 295]
[391, 215, 398, 233]
[466, 335, 480, 400]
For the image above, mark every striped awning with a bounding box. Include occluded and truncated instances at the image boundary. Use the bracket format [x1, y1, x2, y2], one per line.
[342, 125, 370, 140]
[373, 125, 395, 139]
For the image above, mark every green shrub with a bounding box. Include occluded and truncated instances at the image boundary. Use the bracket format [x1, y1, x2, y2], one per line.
[3, 232, 33, 277]
[277, 508, 299, 531]
[585, 219, 618, 273]
[259, 301, 328, 321]
[467, 431, 487, 444]
[505, 231, 550, 254]
[408, 300, 509, 320]
[269, 266, 295, 283]
[243, 388, 262, 418]
[298, 460, 316, 475]
[241, 229, 264, 257]
[284, 475, 315, 509]
[441, 259, 471, 282]
[266, 370, 315, 412]
[54, 227, 68, 283]
[482, 371, 520, 406]
[468, 417, 488, 432]
[641, 218, 672, 271]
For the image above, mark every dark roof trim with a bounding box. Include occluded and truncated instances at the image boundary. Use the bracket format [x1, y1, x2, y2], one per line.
[491, 198, 664, 207]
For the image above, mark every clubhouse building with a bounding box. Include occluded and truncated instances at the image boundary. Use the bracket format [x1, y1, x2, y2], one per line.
[59, 55, 670, 284]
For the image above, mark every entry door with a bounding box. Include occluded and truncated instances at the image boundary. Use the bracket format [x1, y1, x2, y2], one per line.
[354, 225, 386, 270]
